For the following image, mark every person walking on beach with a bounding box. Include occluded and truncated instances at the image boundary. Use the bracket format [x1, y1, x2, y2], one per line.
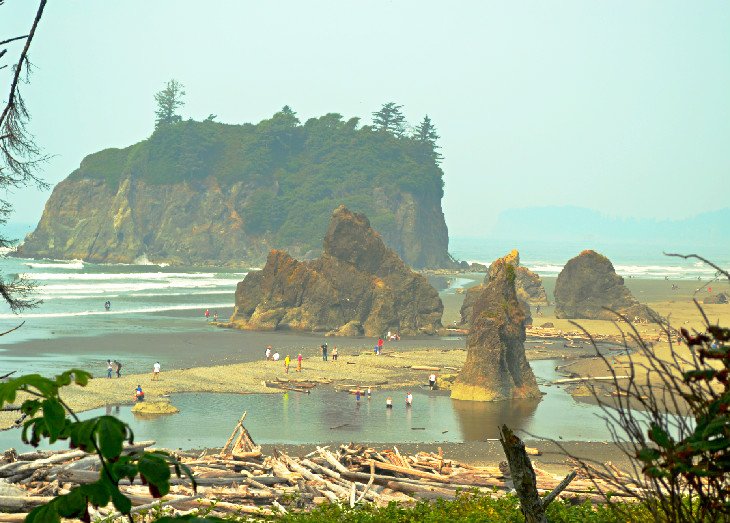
[429, 373, 437, 390]
[332, 346, 338, 361]
[115, 360, 122, 378]
[152, 361, 161, 381]
[321, 343, 328, 361]
[265, 346, 272, 360]
[284, 355, 291, 374]
[297, 353, 302, 372]
[106, 360, 113, 379]
[406, 392, 413, 407]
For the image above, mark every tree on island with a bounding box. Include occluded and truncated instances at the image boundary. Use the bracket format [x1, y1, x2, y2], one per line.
[413, 115, 443, 164]
[372, 102, 407, 137]
[0, 0, 49, 314]
[154, 79, 186, 128]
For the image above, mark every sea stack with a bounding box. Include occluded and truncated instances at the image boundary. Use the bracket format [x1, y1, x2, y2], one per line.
[554, 250, 656, 321]
[229, 205, 443, 336]
[459, 249, 547, 327]
[451, 258, 541, 402]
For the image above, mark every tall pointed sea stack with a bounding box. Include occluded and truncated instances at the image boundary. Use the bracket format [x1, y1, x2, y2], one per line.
[229, 205, 443, 336]
[554, 250, 656, 321]
[451, 258, 541, 402]
[459, 249, 547, 327]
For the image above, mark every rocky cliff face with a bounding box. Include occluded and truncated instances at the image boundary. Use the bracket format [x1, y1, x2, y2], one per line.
[229, 206, 443, 336]
[17, 118, 453, 268]
[459, 250, 547, 327]
[554, 250, 656, 321]
[451, 258, 541, 402]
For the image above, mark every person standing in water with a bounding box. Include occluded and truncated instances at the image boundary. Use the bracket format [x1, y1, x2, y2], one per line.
[429, 373, 437, 390]
[204, 309, 210, 320]
[355, 388, 361, 402]
[406, 392, 413, 407]
[386, 397, 393, 409]
[367, 387, 372, 400]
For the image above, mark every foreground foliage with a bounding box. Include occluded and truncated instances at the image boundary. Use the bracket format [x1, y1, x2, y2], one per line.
[0, 370, 202, 523]
[571, 254, 730, 522]
[148, 492, 652, 523]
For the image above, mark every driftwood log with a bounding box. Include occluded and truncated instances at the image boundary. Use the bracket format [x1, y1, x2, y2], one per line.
[0, 436, 637, 520]
[499, 425, 576, 523]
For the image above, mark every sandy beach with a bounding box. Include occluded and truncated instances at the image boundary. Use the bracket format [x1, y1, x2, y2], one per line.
[1, 274, 728, 470]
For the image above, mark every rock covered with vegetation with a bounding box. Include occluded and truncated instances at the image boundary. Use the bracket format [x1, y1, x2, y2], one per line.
[229, 205, 443, 336]
[554, 250, 656, 321]
[451, 258, 540, 401]
[17, 108, 452, 268]
[130, 400, 179, 416]
[459, 250, 547, 327]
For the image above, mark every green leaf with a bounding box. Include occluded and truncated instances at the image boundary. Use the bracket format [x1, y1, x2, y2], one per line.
[42, 399, 66, 441]
[70, 419, 97, 452]
[111, 487, 132, 514]
[138, 452, 171, 496]
[25, 503, 61, 523]
[55, 488, 88, 518]
[648, 423, 672, 449]
[111, 459, 138, 484]
[636, 447, 661, 462]
[95, 416, 126, 459]
[80, 481, 111, 508]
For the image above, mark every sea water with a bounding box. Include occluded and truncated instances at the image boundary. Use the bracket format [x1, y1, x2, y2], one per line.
[0, 360, 616, 451]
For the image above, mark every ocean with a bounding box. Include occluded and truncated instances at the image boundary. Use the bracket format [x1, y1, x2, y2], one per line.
[0, 239, 726, 345]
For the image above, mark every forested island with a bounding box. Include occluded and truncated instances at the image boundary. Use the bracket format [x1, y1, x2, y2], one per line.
[18, 98, 453, 268]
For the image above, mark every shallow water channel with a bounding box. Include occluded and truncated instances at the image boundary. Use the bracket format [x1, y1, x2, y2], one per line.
[0, 360, 615, 451]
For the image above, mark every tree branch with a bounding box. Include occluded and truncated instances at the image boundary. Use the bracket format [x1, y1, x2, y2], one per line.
[0, 2, 46, 128]
[0, 35, 29, 47]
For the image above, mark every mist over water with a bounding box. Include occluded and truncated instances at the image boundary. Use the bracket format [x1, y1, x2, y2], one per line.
[449, 237, 729, 280]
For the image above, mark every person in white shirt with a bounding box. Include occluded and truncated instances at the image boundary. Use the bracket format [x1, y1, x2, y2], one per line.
[152, 361, 161, 381]
[273, 352, 280, 362]
[265, 347, 272, 360]
[406, 392, 413, 407]
[429, 374, 437, 390]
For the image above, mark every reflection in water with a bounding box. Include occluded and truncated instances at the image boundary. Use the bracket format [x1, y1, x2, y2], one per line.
[452, 397, 541, 440]
[0, 359, 615, 452]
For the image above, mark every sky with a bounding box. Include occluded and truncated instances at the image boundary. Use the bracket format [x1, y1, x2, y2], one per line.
[2, 0, 729, 237]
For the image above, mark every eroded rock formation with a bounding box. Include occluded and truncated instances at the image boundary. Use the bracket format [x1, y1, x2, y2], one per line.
[229, 206, 443, 336]
[451, 258, 541, 402]
[554, 250, 656, 321]
[459, 250, 547, 327]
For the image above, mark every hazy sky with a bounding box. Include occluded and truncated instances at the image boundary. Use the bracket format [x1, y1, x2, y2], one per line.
[2, 1, 729, 237]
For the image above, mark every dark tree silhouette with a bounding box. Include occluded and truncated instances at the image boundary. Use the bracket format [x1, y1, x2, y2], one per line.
[372, 102, 406, 137]
[0, 0, 49, 314]
[154, 79, 186, 128]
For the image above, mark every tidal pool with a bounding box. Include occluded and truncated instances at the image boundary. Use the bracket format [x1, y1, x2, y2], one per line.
[0, 360, 615, 451]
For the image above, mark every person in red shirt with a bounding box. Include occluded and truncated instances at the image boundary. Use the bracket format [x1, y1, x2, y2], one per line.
[377, 338, 384, 354]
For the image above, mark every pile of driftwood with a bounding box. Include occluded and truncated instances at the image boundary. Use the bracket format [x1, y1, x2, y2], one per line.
[0, 435, 644, 522]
